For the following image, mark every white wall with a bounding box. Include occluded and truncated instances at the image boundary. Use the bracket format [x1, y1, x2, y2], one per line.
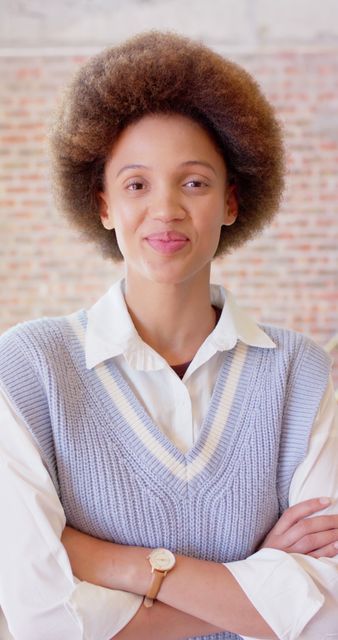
[1, 0, 338, 51]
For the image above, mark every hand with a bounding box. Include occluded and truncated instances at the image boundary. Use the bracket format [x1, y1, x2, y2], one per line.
[260, 497, 338, 558]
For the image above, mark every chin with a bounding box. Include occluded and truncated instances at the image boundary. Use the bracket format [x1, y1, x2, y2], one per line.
[144, 264, 208, 288]
[127, 256, 210, 288]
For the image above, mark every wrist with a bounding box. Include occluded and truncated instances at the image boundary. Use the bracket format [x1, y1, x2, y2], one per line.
[144, 548, 176, 608]
[112, 543, 150, 594]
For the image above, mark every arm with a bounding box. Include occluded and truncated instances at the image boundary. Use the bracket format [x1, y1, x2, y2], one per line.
[63, 495, 338, 640]
[226, 376, 338, 640]
[0, 387, 223, 640]
[62, 378, 338, 640]
[111, 602, 223, 640]
[259, 497, 338, 558]
[62, 526, 276, 638]
[0, 389, 143, 640]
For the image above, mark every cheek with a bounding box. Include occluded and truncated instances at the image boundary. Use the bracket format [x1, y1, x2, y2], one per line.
[198, 211, 224, 252]
[112, 212, 139, 258]
[201, 207, 225, 236]
[115, 201, 140, 228]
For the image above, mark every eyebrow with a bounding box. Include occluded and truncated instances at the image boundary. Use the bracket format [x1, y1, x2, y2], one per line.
[179, 160, 217, 175]
[116, 160, 217, 178]
[116, 164, 149, 178]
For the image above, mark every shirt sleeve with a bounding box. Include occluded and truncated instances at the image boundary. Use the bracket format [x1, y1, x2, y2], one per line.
[0, 388, 143, 640]
[225, 376, 338, 640]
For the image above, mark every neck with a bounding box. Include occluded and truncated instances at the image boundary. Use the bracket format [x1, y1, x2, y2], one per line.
[124, 270, 216, 365]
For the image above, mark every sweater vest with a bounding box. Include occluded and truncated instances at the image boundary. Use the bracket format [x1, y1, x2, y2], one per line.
[0, 311, 331, 640]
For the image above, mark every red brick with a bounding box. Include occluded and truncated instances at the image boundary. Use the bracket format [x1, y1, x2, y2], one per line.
[0, 50, 337, 389]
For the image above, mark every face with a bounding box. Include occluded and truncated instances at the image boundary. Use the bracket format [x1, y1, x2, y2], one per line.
[98, 113, 237, 288]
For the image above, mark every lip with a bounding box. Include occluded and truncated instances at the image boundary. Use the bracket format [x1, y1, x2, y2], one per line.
[146, 231, 189, 241]
[145, 231, 189, 255]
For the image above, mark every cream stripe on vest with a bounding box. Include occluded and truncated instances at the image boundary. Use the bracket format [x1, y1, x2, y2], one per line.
[67, 312, 248, 483]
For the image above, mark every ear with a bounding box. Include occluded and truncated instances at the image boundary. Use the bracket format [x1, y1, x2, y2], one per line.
[98, 191, 114, 230]
[223, 184, 238, 226]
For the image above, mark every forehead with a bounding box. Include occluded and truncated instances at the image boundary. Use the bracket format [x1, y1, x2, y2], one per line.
[105, 112, 227, 172]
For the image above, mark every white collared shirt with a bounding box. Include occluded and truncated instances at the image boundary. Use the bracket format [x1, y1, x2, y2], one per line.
[85, 281, 275, 453]
[0, 280, 337, 640]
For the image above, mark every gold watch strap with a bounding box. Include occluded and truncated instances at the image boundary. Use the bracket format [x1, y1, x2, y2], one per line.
[144, 569, 167, 608]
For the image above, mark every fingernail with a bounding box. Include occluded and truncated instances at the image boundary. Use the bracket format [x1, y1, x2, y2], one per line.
[319, 497, 332, 505]
[334, 542, 338, 549]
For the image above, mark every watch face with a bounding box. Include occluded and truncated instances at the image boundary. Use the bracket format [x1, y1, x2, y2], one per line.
[149, 548, 176, 571]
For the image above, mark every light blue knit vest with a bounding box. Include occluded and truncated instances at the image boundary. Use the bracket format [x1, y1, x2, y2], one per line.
[0, 311, 331, 640]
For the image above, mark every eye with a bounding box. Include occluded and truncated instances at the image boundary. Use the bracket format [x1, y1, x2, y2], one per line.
[184, 179, 208, 189]
[126, 180, 145, 191]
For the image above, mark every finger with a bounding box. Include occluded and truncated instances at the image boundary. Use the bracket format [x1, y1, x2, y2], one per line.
[309, 542, 338, 559]
[261, 515, 338, 551]
[279, 516, 338, 549]
[286, 514, 338, 545]
[272, 498, 332, 535]
[286, 529, 338, 554]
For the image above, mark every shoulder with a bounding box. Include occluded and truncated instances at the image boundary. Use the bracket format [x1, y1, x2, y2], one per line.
[260, 322, 329, 358]
[259, 322, 332, 382]
[0, 310, 86, 362]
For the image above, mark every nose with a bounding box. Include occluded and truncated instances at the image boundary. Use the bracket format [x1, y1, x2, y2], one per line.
[149, 187, 186, 222]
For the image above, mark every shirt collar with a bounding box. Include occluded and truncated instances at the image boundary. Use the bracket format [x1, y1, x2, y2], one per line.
[85, 279, 275, 370]
[208, 285, 276, 351]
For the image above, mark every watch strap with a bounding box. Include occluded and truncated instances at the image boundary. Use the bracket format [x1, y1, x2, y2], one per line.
[144, 569, 167, 608]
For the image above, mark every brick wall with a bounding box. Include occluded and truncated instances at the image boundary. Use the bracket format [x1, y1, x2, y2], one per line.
[0, 49, 337, 384]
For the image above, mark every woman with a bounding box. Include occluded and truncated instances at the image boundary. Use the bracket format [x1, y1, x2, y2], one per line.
[0, 31, 337, 640]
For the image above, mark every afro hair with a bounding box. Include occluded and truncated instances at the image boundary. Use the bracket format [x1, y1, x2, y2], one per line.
[49, 30, 285, 261]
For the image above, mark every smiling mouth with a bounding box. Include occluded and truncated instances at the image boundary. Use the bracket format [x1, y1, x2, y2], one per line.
[145, 231, 189, 254]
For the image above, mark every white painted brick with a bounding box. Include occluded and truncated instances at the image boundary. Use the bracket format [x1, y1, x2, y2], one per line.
[1, 0, 338, 49]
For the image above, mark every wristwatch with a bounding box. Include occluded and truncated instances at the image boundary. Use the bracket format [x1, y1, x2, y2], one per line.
[143, 548, 176, 608]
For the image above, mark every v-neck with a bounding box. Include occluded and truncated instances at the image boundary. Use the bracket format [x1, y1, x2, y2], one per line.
[68, 310, 270, 496]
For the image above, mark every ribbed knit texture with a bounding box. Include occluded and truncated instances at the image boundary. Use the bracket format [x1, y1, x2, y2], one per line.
[0, 311, 331, 640]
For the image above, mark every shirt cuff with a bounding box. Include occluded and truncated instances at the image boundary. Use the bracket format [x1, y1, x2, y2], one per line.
[225, 548, 324, 640]
[70, 579, 144, 640]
